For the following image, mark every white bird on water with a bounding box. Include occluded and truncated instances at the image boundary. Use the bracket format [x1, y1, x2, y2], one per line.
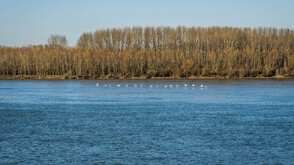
[117, 84, 121, 87]
[176, 85, 179, 88]
[156, 85, 159, 87]
[200, 84, 203, 88]
[104, 84, 107, 86]
[169, 85, 173, 88]
[126, 84, 129, 87]
[184, 84, 187, 87]
[134, 84, 137, 87]
[165, 85, 168, 88]
[192, 84, 195, 87]
[150, 85, 153, 87]
[96, 83, 99, 86]
[140, 84, 143, 87]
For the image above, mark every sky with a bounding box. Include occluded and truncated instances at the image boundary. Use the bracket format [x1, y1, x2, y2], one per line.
[0, 0, 293, 47]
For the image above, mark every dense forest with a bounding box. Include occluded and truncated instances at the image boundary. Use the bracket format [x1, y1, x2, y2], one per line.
[1, 26, 294, 79]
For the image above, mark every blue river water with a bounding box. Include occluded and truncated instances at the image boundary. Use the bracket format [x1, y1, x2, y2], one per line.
[0, 79, 293, 164]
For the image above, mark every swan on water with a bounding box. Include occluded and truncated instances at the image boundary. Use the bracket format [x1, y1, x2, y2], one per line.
[184, 84, 187, 87]
[192, 84, 195, 87]
[96, 83, 99, 86]
[117, 84, 120, 87]
[200, 85, 203, 88]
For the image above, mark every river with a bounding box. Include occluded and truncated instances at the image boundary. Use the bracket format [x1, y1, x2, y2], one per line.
[0, 79, 293, 164]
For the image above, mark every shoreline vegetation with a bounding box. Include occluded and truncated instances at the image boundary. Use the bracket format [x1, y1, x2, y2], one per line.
[1, 26, 294, 80]
[0, 75, 291, 80]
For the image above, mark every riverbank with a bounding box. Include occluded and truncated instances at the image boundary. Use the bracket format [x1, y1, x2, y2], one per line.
[0, 75, 293, 80]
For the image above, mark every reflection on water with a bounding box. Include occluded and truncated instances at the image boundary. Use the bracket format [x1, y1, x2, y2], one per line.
[0, 80, 294, 164]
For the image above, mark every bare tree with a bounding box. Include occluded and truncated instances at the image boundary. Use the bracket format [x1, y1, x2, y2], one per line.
[48, 34, 68, 50]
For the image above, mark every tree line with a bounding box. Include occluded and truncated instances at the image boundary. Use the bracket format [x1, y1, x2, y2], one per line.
[0, 26, 294, 78]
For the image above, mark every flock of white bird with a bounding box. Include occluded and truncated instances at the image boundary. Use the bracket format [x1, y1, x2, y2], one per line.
[96, 83, 207, 89]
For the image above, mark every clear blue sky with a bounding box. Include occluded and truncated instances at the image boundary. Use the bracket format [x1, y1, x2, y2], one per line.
[0, 0, 293, 47]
